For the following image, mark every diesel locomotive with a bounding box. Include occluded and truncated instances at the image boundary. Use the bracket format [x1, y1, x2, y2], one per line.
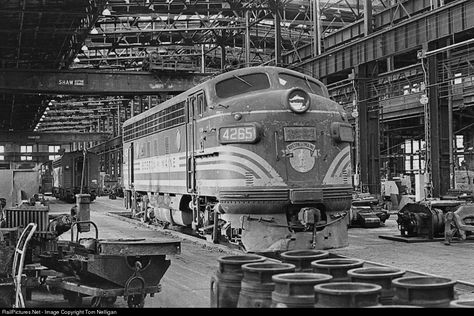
[122, 66, 354, 252]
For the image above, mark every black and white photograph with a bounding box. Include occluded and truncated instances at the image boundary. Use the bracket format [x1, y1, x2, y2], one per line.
[0, 0, 473, 310]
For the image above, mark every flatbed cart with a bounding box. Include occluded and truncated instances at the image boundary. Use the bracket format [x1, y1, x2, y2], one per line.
[38, 220, 181, 308]
[46, 275, 161, 308]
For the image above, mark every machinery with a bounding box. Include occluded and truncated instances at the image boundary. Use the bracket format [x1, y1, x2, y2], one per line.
[123, 66, 354, 253]
[397, 200, 474, 240]
[0, 196, 180, 308]
[350, 193, 390, 228]
[39, 226, 180, 308]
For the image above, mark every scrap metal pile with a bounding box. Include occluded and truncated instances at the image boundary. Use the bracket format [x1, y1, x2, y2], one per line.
[350, 193, 390, 228]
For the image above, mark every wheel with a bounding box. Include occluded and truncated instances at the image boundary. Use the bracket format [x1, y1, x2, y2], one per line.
[63, 290, 82, 307]
[91, 296, 117, 308]
[127, 294, 145, 308]
[91, 296, 102, 308]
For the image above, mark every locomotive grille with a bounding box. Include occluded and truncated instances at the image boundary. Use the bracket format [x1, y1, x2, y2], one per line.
[322, 187, 353, 199]
[219, 189, 288, 201]
[4, 206, 49, 236]
[245, 172, 254, 186]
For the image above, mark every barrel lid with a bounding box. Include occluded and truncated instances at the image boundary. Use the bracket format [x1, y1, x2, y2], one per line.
[242, 262, 296, 273]
[348, 267, 405, 279]
[314, 282, 382, 294]
[311, 258, 364, 268]
[392, 276, 456, 288]
[272, 272, 333, 284]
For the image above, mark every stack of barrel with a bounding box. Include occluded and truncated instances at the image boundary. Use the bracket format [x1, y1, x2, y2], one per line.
[210, 249, 463, 308]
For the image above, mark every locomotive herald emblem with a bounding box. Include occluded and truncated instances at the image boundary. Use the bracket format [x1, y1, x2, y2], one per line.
[286, 142, 321, 173]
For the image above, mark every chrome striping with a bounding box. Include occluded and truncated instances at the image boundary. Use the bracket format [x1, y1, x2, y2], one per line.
[322, 145, 352, 185]
[194, 109, 341, 124]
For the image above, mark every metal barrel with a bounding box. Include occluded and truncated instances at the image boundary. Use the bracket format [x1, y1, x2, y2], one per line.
[311, 258, 364, 282]
[450, 300, 474, 308]
[314, 282, 382, 308]
[210, 254, 265, 308]
[392, 276, 456, 307]
[271, 272, 333, 308]
[347, 267, 405, 305]
[237, 262, 296, 308]
[280, 250, 329, 272]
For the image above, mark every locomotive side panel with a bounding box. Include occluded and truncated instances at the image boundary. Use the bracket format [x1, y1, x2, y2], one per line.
[126, 125, 188, 194]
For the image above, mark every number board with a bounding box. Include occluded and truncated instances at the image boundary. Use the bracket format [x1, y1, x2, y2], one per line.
[218, 124, 258, 144]
[284, 127, 317, 141]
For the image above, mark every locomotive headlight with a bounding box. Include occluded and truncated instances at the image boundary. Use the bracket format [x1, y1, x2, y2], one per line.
[287, 89, 310, 113]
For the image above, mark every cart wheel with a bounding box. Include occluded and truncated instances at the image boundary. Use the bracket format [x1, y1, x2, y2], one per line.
[91, 296, 117, 308]
[105, 296, 117, 306]
[127, 294, 145, 308]
[63, 290, 82, 307]
[39, 276, 47, 285]
[91, 297, 103, 308]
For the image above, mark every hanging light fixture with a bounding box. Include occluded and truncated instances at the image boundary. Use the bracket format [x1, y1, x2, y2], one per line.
[90, 27, 99, 35]
[74, 57, 80, 63]
[81, 44, 88, 51]
[102, 7, 111, 15]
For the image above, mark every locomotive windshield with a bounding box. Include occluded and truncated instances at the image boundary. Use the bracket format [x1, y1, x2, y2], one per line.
[215, 73, 270, 98]
[278, 73, 324, 96]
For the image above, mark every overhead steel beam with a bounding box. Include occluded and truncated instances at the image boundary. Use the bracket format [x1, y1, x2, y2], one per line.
[0, 132, 110, 144]
[0, 69, 211, 95]
[291, 0, 474, 78]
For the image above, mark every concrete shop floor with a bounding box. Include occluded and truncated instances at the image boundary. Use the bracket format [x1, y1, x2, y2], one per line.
[24, 196, 474, 308]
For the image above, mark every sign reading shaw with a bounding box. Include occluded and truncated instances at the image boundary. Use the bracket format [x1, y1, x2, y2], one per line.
[58, 79, 85, 86]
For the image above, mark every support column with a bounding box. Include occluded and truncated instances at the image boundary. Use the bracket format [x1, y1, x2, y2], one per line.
[245, 9, 251, 66]
[111, 109, 117, 137]
[273, 0, 282, 66]
[427, 42, 450, 197]
[117, 102, 122, 137]
[130, 99, 135, 118]
[220, 42, 226, 70]
[356, 62, 380, 195]
[363, 0, 373, 36]
[312, 0, 322, 56]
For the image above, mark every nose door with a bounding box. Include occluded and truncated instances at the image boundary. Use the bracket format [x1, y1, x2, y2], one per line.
[282, 126, 325, 186]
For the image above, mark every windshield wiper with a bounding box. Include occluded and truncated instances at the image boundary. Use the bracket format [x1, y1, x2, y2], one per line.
[233, 75, 253, 87]
[304, 76, 315, 94]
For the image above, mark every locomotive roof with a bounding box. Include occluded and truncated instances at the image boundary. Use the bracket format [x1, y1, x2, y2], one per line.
[52, 149, 98, 162]
[123, 66, 325, 127]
